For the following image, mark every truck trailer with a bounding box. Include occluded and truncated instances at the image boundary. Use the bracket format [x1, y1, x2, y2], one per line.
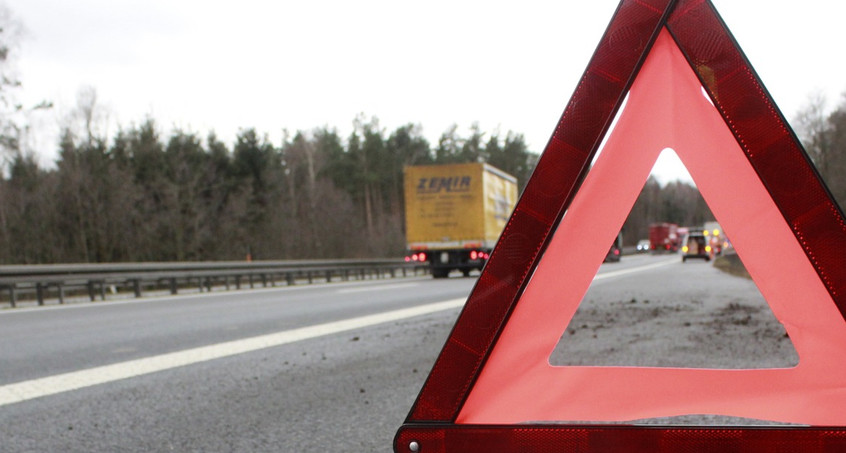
[649, 222, 680, 253]
[403, 163, 518, 278]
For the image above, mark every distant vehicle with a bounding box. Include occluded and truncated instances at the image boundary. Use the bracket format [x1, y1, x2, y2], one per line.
[604, 233, 623, 262]
[649, 223, 680, 253]
[404, 163, 518, 278]
[681, 230, 712, 262]
[636, 239, 650, 252]
[703, 221, 725, 255]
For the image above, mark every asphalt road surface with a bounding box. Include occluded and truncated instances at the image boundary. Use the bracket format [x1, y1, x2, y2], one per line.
[0, 254, 795, 451]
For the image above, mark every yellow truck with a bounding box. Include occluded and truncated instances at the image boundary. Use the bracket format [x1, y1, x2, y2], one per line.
[403, 163, 518, 278]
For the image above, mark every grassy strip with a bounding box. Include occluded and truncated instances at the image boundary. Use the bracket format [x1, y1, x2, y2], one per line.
[713, 251, 750, 279]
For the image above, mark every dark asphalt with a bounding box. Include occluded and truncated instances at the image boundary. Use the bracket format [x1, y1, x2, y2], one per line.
[0, 255, 790, 451]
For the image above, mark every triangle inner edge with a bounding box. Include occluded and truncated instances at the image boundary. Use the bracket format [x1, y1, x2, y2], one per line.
[550, 149, 799, 370]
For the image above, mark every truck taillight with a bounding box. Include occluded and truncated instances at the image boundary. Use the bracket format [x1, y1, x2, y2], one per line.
[409, 253, 425, 262]
[469, 251, 490, 260]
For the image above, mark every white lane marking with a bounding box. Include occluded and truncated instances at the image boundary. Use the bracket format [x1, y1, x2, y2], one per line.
[594, 257, 677, 281]
[336, 283, 420, 294]
[0, 259, 673, 406]
[0, 298, 466, 407]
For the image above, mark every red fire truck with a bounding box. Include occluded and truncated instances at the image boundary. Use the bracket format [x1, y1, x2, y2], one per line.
[649, 222, 681, 253]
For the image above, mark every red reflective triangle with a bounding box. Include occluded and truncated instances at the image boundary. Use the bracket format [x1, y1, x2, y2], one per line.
[460, 28, 846, 426]
[395, 0, 846, 451]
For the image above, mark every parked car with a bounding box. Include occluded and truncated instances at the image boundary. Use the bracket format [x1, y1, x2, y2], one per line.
[604, 232, 623, 262]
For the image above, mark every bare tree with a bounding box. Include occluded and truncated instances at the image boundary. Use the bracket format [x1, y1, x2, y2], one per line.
[0, 2, 24, 159]
[795, 92, 846, 209]
[794, 91, 831, 174]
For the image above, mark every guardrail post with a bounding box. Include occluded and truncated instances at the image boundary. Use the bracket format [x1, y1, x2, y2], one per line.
[286, 272, 294, 286]
[261, 274, 267, 288]
[99, 282, 106, 301]
[57, 284, 65, 304]
[132, 279, 141, 298]
[248, 274, 254, 289]
[170, 278, 178, 295]
[224, 276, 231, 290]
[87, 281, 96, 301]
[36, 283, 45, 306]
[7, 285, 16, 308]
[235, 276, 241, 290]
[205, 278, 212, 292]
[325, 270, 332, 283]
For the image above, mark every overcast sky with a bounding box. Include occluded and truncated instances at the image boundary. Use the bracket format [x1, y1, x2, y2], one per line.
[6, 0, 846, 183]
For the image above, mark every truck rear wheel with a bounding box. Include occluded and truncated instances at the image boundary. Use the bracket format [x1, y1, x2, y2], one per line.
[432, 268, 450, 279]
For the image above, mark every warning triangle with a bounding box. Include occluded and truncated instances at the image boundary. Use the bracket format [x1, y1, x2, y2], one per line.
[396, 0, 846, 451]
[459, 29, 846, 425]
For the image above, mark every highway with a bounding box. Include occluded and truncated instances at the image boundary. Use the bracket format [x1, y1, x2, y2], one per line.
[0, 254, 790, 451]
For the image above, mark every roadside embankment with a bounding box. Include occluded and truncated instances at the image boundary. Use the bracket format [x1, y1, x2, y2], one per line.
[713, 250, 750, 279]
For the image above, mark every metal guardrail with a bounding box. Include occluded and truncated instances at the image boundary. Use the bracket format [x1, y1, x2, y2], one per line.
[0, 259, 428, 308]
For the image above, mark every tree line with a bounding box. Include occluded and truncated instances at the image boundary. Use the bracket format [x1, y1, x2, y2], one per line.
[623, 176, 711, 245]
[5, 91, 845, 265]
[4, 91, 845, 265]
[0, 116, 541, 264]
[3, 1, 843, 264]
[0, 111, 722, 264]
